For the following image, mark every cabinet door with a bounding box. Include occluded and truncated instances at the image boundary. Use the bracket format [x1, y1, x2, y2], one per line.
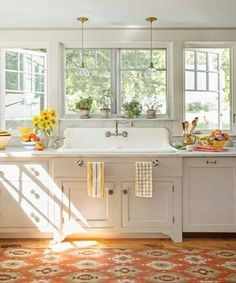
[62, 181, 115, 229]
[121, 181, 174, 230]
[0, 181, 49, 229]
[183, 158, 236, 232]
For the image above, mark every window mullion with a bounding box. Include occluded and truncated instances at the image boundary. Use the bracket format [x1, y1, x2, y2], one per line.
[0, 49, 5, 129]
[115, 49, 121, 114]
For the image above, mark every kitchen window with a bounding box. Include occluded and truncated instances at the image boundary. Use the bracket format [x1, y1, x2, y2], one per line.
[0, 48, 47, 130]
[120, 49, 167, 115]
[184, 47, 231, 131]
[63, 47, 170, 117]
[65, 49, 112, 115]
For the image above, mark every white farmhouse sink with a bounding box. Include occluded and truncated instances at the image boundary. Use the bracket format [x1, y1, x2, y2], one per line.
[57, 127, 177, 154]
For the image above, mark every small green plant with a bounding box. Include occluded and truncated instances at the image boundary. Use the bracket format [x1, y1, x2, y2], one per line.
[123, 100, 142, 118]
[75, 97, 93, 110]
[98, 89, 113, 110]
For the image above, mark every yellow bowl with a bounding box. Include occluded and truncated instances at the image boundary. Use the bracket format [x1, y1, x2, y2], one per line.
[0, 136, 11, 149]
[212, 140, 225, 148]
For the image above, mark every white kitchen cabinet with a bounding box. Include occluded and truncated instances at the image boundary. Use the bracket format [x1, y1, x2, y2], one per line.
[53, 157, 182, 242]
[183, 158, 236, 232]
[0, 161, 52, 237]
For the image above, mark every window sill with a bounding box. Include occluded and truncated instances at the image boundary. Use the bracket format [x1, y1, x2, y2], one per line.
[59, 117, 176, 121]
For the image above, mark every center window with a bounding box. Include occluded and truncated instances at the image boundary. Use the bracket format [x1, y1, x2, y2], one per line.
[64, 47, 169, 117]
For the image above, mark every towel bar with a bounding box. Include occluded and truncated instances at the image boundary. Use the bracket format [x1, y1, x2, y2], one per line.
[76, 159, 159, 167]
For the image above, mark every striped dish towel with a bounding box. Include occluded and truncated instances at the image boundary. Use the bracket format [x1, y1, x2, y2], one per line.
[135, 162, 153, 197]
[87, 162, 105, 198]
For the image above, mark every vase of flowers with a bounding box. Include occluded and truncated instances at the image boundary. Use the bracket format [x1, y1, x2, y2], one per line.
[32, 109, 57, 147]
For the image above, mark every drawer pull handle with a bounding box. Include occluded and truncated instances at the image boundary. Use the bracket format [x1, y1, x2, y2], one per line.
[152, 159, 159, 166]
[77, 160, 84, 167]
[122, 189, 128, 195]
[30, 190, 40, 199]
[108, 189, 114, 195]
[206, 160, 217, 164]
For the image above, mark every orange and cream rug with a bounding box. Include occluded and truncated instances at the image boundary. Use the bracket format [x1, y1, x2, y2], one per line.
[0, 238, 236, 282]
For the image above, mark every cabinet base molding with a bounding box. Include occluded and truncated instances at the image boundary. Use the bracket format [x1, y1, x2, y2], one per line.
[61, 231, 182, 243]
[0, 233, 52, 239]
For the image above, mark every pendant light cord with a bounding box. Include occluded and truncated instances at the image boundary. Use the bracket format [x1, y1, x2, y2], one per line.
[150, 20, 153, 65]
[81, 20, 84, 67]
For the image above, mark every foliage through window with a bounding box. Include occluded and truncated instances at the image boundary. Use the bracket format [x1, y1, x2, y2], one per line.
[185, 48, 230, 131]
[64, 48, 168, 116]
[121, 49, 167, 114]
[65, 49, 112, 114]
[3, 48, 47, 130]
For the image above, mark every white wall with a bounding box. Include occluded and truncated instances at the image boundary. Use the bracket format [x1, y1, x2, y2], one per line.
[1, 28, 236, 139]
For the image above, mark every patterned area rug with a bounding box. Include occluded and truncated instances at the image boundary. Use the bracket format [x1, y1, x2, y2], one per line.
[0, 242, 236, 282]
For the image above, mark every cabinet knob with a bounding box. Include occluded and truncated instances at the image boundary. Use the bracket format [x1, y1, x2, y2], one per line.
[0, 171, 5, 177]
[30, 213, 40, 222]
[30, 190, 40, 199]
[122, 189, 128, 195]
[206, 160, 217, 164]
[108, 189, 114, 195]
[30, 168, 40, 176]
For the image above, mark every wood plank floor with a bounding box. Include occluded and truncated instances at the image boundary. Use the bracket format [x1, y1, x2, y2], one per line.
[0, 237, 236, 250]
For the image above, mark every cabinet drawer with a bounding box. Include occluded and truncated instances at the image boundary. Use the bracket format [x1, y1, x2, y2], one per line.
[0, 162, 48, 182]
[184, 157, 235, 167]
[0, 181, 49, 228]
[53, 157, 182, 178]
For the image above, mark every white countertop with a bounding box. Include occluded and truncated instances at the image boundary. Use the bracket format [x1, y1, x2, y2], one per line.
[1, 147, 236, 158]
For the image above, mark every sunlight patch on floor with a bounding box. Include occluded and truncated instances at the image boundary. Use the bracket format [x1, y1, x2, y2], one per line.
[48, 240, 99, 252]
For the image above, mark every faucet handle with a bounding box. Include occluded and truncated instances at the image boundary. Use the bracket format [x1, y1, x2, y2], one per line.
[122, 131, 128, 138]
[53, 136, 65, 149]
[105, 131, 112, 138]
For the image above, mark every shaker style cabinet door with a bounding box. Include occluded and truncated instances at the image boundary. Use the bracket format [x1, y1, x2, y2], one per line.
[121, 181, 174, 231]
[61, 181, 115, 229]
[183, 158, 236, 232]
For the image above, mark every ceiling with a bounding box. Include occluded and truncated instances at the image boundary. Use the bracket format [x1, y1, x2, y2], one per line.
[0, 0, 236, 29]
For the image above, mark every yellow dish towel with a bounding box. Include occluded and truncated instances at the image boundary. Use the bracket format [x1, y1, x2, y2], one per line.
[135, 161, 153, 197]
[87, 162, 105, 198]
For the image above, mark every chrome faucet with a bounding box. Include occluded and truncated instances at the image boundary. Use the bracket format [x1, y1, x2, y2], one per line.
[105, 120, 129, 138]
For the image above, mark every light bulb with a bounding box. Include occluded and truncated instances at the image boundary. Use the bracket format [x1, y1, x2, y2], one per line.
[77, 66, 90, 77]
[145, 62, 157, 78]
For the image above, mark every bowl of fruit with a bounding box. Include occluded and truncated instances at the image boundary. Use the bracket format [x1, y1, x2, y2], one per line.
[21, 133, 40, 150]
[210, 129, 229, 148]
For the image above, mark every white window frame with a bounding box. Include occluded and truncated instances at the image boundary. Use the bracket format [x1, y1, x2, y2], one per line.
[183, 42, 235, 134]
[61, 41, 174, 120]
[0, 42, 49, 133]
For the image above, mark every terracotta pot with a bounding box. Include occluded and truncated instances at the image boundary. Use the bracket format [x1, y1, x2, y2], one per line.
[79, 109, 90, 119]
[100, 108, 111, 119]
[146, 109, 157, 119]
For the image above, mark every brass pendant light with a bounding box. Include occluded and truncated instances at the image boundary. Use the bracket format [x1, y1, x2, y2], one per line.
[145, 17, 158, 78]
[77, 17, 89, 77]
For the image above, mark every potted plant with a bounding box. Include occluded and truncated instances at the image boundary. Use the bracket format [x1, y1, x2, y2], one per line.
[122, 100, 142, 118]
[75, 97, 93, 118]
[144, 96, 162, 119]
[98, 89, 112, 119]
